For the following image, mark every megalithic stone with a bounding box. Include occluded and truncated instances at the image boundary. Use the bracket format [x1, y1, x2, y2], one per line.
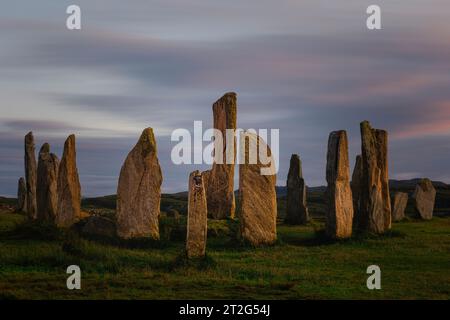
[392, 192, 408, 222]
[285, 154, 309, 224]
[56, 134, 82, 228]
[24, 132, 37, 219]
[116, 128, 162, 239]
[359, 121, 391, 233]
[238, 131, 277, 246]
[351, 154, 362, 226]
[186, 170, 208, 258]
[412, 178, 436, 220]
[325, 130, 354, 239]
[37, 143, 60, 222]
[17, 177, 27, 212]
[206, 92, 237, 220]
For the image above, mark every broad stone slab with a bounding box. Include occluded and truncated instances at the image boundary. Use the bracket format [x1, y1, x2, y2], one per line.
[238, 132, 277, 246]
[56, 135, 82, 228]
[206, 92, 237, 220]
[359, 121, 391, 233]
[116, 128, 162, 239]
[413, 178, 436, 220]
[325, 130, 354, 239]
[392, 192, 408, 222]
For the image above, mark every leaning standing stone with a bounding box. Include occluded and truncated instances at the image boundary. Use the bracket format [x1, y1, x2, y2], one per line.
[17, 177, 27, 212]
[206, 92, 237, 219]
[24, 132, 37, 219]
[238, 131, 277, 246]
[359, 121, 391, 233]
[56, 135, 82, 228]
[37, 143, 59, 222]
[285, 154, 309, 224]
[325, 130, 354, 239]
[413, 178, 436, 220]
[116, 128, 162, 239]
[186, 170, 208, 258]
[392, 192, 408, 222]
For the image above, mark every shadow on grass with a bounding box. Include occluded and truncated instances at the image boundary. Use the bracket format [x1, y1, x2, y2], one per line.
[170, 252, 217, 271]
[281, 227, 407, 247]
[0, 219, 62, 241]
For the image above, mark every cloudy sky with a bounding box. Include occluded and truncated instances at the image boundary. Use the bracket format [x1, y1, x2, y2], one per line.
[1, 1, 449, 197]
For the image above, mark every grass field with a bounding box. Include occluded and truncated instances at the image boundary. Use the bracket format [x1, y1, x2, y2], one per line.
[0, 205, 449, 300]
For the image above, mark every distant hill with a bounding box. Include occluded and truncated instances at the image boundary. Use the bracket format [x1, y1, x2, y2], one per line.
[389, 179, 449, 189]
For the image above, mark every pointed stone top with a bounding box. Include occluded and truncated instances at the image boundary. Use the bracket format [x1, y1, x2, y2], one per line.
[40, 143, 50, 154]
[63, 134, 76, 150]
[137, 127, 157, 156]
[25, 131, 34, 142]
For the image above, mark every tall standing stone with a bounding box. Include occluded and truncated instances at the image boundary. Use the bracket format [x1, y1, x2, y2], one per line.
[238, 132, 277, 246]
[206, 92, 237, 219]
[56, 135, 81, 228]
[116, 128, 162, 239]
[37, 143, 59, 222]
[325, 131, 354, 239]
[17, 177, 27, 212]
[24, 132, 37, 219]
[359, 121, 391, 233]
[412, 178, 436, 220]
[285, 154, 309, 224]
[392, 192, 408, 222]
[351, 155, 362, 226]
[186, 170, 208, 258]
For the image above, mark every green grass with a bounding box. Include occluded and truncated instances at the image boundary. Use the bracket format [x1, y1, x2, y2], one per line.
[0, 208, 449, 300]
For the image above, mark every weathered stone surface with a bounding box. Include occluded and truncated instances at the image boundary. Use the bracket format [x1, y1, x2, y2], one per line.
[206, 92, 237, 219]
[116, 128, 162, 239]
[238, 132, 277, 246]
[17, 177, 27, 212]
[351, 155, 362, 224]
[56, 135, 82, 228]
[358, 121, 391, 233]
[37, 143, 59, 222]
[186, 170, 208, 258]
[82, 215, 116, 238]
[392, 192, 408, 222]
[24, 132, 37, 219]
[413, 178, 436, 220]
[325, 131, 354, 239]
[285, 154, 309, 224]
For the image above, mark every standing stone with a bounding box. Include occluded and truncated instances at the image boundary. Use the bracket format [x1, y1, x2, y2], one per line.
[325, 131, 354, 239]
[285, 154, 309, 224]
[56, 135, 81, 228]
[359, 121, 391, 233]
[24, 132, 37, 219]
[412, 178, 436, 220]
[116, 128, 162, 239]
[206, 92, 237, 219]
[17, 177, 27, 212]
[351, 155, 363, 228]
[37, 143, 59, 222]
[392, 192, 408, 222]
[238, 132, 277, 246]
[186, 170, 208, 258]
